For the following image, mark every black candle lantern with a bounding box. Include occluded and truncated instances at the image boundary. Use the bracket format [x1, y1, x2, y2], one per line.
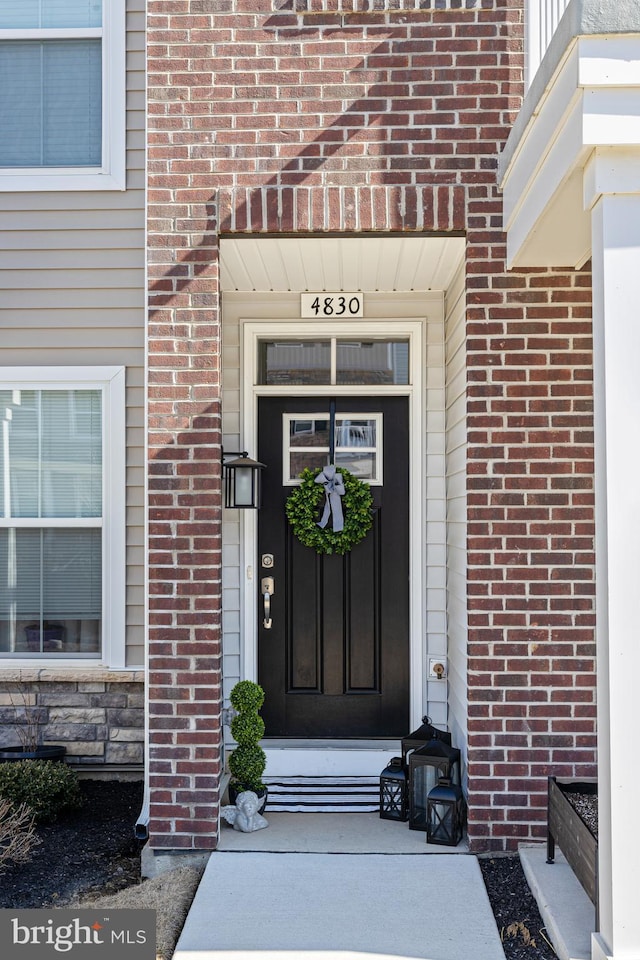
[408, 737, 461, 831]
[379, 757, 408, 821]
[426, 777, 465, 846]
[401, 716, 451, 769]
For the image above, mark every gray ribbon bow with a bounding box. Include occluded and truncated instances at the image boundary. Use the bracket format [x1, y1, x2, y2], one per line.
[315, 465, 345, 532]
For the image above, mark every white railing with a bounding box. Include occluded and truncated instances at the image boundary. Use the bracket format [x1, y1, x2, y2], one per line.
[526, 0, 571, 89]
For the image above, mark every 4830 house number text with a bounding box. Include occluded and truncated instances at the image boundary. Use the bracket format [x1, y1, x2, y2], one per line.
[301, 293, 364, 318]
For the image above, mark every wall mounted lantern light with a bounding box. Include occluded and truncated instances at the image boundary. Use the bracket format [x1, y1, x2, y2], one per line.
[222, 451, 265, 509]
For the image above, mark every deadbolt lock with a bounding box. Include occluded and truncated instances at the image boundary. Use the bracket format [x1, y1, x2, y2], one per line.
[262, 553, 274, 568]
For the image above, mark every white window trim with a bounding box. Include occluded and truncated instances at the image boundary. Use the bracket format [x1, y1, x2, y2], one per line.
[0, 2, 126, 192]
[0, 366, 126, 668]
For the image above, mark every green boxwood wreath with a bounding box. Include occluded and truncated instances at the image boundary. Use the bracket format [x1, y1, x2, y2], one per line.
[285, 467, 373, 555]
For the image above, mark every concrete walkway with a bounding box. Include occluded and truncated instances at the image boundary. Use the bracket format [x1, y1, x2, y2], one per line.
[174, 853, 504, 960]
[173, 814, 505, 960]
[170, 817, 595, 960]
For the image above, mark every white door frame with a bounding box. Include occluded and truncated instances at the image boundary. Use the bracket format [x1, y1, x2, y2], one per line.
[238, 318, 428, 754]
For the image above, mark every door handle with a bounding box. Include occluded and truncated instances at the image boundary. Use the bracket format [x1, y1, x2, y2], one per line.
[261, 577, 274, 629]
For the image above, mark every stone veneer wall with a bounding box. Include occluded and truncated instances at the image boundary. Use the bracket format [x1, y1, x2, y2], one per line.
[0, 671, 145, 769]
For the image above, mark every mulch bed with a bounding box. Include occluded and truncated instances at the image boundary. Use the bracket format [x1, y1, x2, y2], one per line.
[0, 779, 144, 908]
[479, 854, 558, 959]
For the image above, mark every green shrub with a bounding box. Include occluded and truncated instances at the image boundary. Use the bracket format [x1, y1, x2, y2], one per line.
[230, 712, 265, 746]
[0, 760, 83, 822]
[228, 680, 267, 794]
[229, 680, 265, 714]
[228, 744, 266, 793]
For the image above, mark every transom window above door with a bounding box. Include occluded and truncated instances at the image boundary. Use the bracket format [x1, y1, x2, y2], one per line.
[284, 413, 382, 484]
[258, 338, 409, 386]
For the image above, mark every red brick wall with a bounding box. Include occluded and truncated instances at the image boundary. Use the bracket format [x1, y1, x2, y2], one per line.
[465, 259, 596, 850]
[146, 0, 596, 851]
[146, 1, 225, 851]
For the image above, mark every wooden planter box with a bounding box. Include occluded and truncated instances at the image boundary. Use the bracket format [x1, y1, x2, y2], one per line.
[547, 776, 598, 915]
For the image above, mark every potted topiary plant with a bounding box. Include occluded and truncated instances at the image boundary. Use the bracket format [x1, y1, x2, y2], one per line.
[227, 680, 267, 812]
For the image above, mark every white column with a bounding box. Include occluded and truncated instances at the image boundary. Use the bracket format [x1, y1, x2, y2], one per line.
[588, 178, 640, 960]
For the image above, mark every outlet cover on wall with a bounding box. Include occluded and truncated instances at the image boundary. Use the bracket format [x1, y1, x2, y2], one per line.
[428, 658, 447, 679]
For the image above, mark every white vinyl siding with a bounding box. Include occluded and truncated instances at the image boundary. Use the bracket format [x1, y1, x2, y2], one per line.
[0, 0, 144, 669]
[423, 305, 448, 730]
[444, 260, 468, 783]
[0, 0, 125, 190]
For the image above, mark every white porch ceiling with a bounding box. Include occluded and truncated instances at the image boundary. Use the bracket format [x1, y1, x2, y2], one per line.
[219, 236, 465, 293]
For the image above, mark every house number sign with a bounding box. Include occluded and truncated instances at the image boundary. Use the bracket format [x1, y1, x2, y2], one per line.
[301, 293, 364, 318]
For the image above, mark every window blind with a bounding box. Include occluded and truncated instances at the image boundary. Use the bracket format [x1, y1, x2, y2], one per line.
[0, 0, 102, 29]
[0, 389, 102, 519]
[0, 39, 102, 167]
[0, 528, 102, 620]
[0, 386, 103, 633]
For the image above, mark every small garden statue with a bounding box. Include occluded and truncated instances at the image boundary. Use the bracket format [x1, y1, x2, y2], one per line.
[221, 790, 268, 833]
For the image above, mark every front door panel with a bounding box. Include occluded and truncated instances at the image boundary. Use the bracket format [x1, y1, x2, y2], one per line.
[257, 396, 409, 738]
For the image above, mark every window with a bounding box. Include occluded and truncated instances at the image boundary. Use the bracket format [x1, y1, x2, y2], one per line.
[0, 0, 125, 191]
[284, 413, 383, 484]
[259, 341, 332, 385]
[258, 338, 409, 386]
[0, 368, 125, 664]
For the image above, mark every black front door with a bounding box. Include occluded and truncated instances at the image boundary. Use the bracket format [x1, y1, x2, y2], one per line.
[257, 396, 409, 738]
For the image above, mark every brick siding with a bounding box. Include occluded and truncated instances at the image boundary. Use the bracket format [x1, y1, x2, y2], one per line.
[146, 0, 596, 851]
[465, 261, 596, 850]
